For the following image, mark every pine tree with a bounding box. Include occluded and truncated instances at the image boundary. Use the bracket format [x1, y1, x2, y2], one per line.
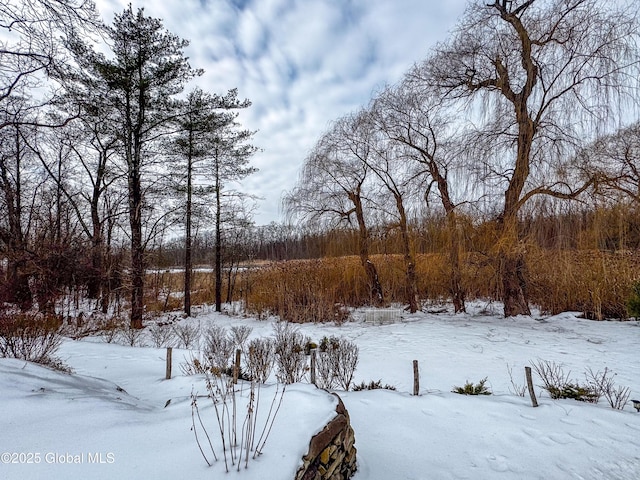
[73, 6, 199, 327]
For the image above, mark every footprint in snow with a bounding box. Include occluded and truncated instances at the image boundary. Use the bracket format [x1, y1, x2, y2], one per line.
[487, 454, 509, 472]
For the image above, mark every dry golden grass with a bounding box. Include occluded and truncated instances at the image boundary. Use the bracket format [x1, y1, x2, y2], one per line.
[239, 250, 639, 321]
[138, 205, 640, 320]
[527, 249, 639, 319]
[142, 249, 640, 321]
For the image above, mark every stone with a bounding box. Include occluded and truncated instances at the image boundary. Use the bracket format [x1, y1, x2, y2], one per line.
[295, 392, 357, 480]
[319, 448, 331, 465]
[326, 452, 345, 478]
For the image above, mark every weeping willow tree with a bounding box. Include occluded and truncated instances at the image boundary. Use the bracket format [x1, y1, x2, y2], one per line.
[426, 0, 640, 316]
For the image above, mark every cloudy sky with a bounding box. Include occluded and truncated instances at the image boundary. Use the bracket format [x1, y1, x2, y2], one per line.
[95, 0, 469, 225]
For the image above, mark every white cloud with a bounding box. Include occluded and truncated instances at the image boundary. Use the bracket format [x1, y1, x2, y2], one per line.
[94, 0, 469, 225]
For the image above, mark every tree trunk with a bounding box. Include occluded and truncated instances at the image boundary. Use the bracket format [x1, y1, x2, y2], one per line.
[351, 191, 383, 305]
[184, 138, 193, 317]
[498, 211, 531, 317]
[501, 252, 531, 317]
[86, 197, 103, 301]
[497, 105, 534, 317]
[405, 260, 418, 313]
[86, 240, 102, 300]
[1, 128, 32, 309]
[5, 257, 32, 309]
[396, 194, 418, 313]
[363, 260, 383, 304]
[432, 164, 466, 314]
[225, 264, 234, 304]
[129, 170, 144, 329]
[447, 211, 466, 313]
[214, 150, 222, 312]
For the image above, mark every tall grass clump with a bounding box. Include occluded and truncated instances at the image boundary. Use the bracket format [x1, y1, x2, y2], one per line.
[527, 249, 639, 319]
[245, 258, 363, 322]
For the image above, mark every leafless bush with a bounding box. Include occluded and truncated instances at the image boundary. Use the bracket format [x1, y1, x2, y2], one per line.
[61, 312, 109, 339]
[314, 336, 359, 390]
[147, 323, 176, 348]
[230, 325, 253, 352]
[315, 347, 336, 389]
[532, 359, 598, 403]
[191, 363, 286, 472]
[203, 325, 234, 372]
[531, 359, 572, 399]
[246, 337, 275, 383]
[189, 329, 283, 473]
[327, 336, 359, 390]
[118, 325, 144, 347]
[585, 367, 631, 410]
[507, 363, 527, 397]
[99, 317, 126, 343]
[173, 321, 200, 349]
[180, 351, 210, 376]
[0, 313, 65, 369]
[273, 322, 308, 384]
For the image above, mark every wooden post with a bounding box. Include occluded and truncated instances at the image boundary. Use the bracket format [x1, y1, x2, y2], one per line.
[310, 349, 317, 386]
[525, 366, 538, 407]
[413, 360, 419, 396]
[233, 349, 242, 384]
[165, 347, 172, 380]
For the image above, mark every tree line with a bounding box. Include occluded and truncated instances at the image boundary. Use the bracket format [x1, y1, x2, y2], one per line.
[284, 0, 640, 317]
[3, 0, 640, 324]
[0, 1, 257, 326]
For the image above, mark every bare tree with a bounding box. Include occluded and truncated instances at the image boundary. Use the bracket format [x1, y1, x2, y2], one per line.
[221, 200, 255, 304]
[0, 100, 89, 312]
[371, 78, 468, 312]
[0, 0, 99, 130]
[426, 0, 639, 316]
[0, 0, 100, 309]
[0, 102, 36, 308]
[284, 113, 384, 305]
[362, 110, 421, 313]
[582, 121, 640, 204]
[20, 115, 126, 313]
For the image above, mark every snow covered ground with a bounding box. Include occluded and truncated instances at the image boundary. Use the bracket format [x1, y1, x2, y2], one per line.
[2, 301, 640, 479]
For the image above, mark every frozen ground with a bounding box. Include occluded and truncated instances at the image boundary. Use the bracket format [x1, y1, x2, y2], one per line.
[1, 301, 640, 479]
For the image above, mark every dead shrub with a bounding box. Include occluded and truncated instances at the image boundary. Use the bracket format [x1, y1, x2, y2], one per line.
[531, 359, 599, 403]
[147, 323, 176, 348]
[315, 335, 359, 391]
[99, 317, 126, 343]
[245, 258, 364, 322]
[240, 248, 639, 319]
[118, 324, 145, 347]
[585, 367, 631, 410]
[179, 350, 210, 375]
[273, 322, 309, 384]
[0, 312, 67, 370]
[173, 321, 201, 349]
[202, 325, 234, 372]
[246, 337, 275, 383]
[229, 325, 253, 352]
[527, 249, 637, 319]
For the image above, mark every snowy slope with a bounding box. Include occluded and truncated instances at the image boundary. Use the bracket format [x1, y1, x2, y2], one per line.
[1, 302, 639, 479]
